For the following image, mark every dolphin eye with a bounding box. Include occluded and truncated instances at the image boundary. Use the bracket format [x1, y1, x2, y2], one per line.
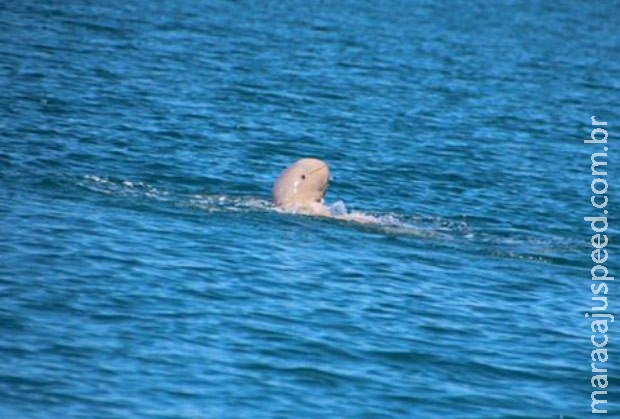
[301, 174, 306, 180]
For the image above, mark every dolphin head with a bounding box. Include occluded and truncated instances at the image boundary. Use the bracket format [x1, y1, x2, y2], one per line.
[273, 158, 330, 210]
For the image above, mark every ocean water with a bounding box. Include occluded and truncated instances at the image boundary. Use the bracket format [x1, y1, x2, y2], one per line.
[1, 0, 619, 417]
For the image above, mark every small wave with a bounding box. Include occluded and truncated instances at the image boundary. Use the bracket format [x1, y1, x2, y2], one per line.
[78, 175, 170, 201]
[187, 194, 272, 213]
[78, 175, 273, 214]
[326, 200, 473, 238]
[77, 176, 474, 239]
[76, 174, 582, 263]
[80, 176, 588, 262]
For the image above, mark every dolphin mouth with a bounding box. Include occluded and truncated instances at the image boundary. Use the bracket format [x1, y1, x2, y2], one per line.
[309, 165, 327, 175]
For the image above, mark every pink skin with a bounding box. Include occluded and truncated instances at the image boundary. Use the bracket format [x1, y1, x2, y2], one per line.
[272, 158, 331, 216]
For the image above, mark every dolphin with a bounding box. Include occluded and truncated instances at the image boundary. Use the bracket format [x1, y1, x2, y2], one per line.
[272, 158, 331, 216]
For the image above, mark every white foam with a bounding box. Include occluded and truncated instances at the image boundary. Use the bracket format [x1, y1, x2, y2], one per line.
[187, 194, 272, 213]
[77, 176, 473, 238]
[80, 175, 169, 201]
[328, 200, 348, 216]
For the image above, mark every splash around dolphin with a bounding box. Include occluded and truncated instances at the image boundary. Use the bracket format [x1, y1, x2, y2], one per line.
[272, 158, 331, 216]
[272, 157, 381, 223]
[271, 158, 418, 228]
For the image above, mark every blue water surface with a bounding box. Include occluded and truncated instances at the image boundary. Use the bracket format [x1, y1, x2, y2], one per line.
[1, 0, 619, 417]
